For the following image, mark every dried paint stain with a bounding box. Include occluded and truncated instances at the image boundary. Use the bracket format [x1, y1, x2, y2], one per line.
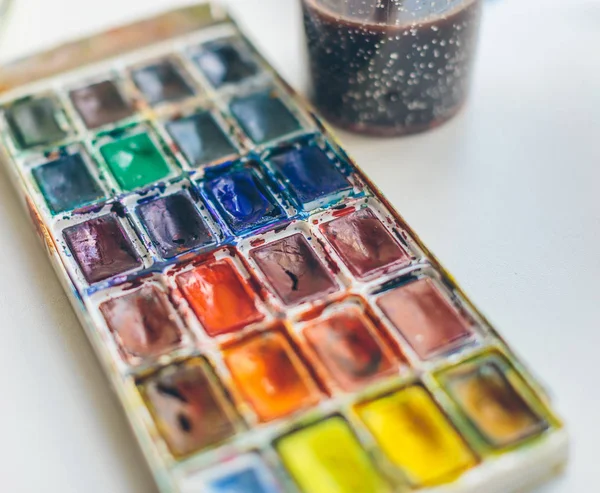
[100, 284, 183, 362]
[443, 359, 547, 448]
[141, 358, 237, 457]
[377, 278, 473, 359]
[303, 307, 396, 391]
[69, 80, 133, 129]
[322, 208, 410, 280]
[250, 233, 338, 306]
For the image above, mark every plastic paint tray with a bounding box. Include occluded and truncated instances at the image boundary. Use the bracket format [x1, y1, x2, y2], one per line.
[0, 4, 567, 493]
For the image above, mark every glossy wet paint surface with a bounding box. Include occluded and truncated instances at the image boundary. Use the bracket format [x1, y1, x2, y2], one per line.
[100, 132, 172, 192]
[377, 278, 473, 359]
[62, 214, 142, 283]
[167, 111, 237, 168]
[250, 233, 338, 306]
[269, 145, 351, 209]
[100, 284, 183, 362]
[224, 331, 320, 422]
[194, 40, 258, 88]
[32, 153, 105, 214]
[132, 59, 194, 104]
[303, 307, 396, 391]
[176, 258, 264, 337]
[136, 192, 213, 259]
[69, 80, 133, 129]
[322, 208, 410, 280]
[5, 97, 66, 148]
[140, 359, 238, 457]
[204, 166, 285, 234]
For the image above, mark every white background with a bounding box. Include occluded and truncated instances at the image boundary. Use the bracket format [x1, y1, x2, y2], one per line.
[0, 0, 598, 491]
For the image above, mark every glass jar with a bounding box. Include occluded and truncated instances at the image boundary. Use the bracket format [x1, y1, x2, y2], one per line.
[301, 0, 483, 136]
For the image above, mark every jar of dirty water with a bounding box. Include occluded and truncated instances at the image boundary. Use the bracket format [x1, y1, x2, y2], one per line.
[301, 0, 482, 136]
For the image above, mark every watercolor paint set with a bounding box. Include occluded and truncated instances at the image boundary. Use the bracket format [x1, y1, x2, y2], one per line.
[0, 4, 567, 493]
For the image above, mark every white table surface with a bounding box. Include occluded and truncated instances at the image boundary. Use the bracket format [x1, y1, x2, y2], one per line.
[0, 0, 597, 491]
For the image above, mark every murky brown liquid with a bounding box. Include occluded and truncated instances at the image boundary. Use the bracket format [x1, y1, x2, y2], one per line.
[302, 0, 482, 136]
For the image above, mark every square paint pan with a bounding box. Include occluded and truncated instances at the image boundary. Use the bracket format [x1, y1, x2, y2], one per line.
[86, 274, 193, 373]
[198, 158, 294, 238]
[0, 92, 74, 155]
[217, 85, 315, 151]
[164, 246, 272, 347]
[187, 35, 267, 92]
[92, 123, 183, 194]
[52, 202, 152, 291]
[261, 135, 362, 213]
[371, 265, 485, 368]
[24, 142, 110, 218]
[290, 297, 407, 395]
[161, 106, 242, 172]
[66, 76, 140, 132]
[123, 179, 221, 263]
[310, 196, 426, 285]
[238, 220, 347, 313]
[128, 56, 200, 108]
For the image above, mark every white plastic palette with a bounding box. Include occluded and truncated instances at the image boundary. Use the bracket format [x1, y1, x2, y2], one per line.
[0, 4, 567, 493]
